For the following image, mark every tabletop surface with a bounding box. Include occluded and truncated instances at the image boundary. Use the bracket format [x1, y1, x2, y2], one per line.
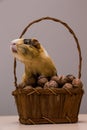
[0, 114, 87, 130]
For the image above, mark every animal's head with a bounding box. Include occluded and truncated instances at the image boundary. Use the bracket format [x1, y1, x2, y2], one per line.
[10, 38, 45, 63]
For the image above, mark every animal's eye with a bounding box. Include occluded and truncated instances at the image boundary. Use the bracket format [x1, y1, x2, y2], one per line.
[24, 39, 31, 45]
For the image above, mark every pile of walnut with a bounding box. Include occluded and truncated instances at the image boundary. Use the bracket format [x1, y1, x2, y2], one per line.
[24, 74, 83, 89]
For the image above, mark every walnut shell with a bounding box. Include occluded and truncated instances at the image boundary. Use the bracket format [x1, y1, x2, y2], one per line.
[63, 83, 73, 89]
[44, 80, 58, 88]
[44, 82, 50, 88]
[58, 75, 68, 85]
[51, 76, 59, 83]
[72, 78, 83, 88]
[49, 80, 58, 88]
[37, 76, 48, 87]
[66, 74, 75, 82]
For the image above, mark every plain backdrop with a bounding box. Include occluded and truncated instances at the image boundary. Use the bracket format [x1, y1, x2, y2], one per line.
[0, 0, 87, 115]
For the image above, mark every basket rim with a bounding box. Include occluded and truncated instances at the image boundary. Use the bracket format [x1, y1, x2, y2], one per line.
[12, 87, 84, 96]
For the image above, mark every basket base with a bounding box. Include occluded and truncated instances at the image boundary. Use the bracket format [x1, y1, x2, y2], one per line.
[19, 117, 78, 125]
[12, 87, 84, 125]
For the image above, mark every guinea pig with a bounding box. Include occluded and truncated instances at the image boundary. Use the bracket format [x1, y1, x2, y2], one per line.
[10, 38, 57, 87]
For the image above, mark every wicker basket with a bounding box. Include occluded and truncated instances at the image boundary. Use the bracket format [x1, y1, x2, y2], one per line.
[12, 17, 84, 124]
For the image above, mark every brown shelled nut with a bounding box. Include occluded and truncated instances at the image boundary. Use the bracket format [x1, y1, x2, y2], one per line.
[44, 80, 58, 88]
[58, 75, 68, 85]
[51, 75, 59, 83]
[66, 74, 76, 82]
[49, 80, 58, 88]
[63, 83, 73, 89]
[72, 78, 83, 88]
[37, 76, 48, 87]
[44, 81, 50, 88]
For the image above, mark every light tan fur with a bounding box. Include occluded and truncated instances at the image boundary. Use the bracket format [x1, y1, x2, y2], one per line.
[11, 38, 57, 87]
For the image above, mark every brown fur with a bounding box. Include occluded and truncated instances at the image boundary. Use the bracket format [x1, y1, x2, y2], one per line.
[11, 38, 57, 87]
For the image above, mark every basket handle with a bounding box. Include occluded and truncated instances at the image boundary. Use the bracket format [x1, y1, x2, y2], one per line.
[14, 16, 82, 88]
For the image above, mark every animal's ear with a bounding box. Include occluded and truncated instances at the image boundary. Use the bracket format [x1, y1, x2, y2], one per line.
[32, 39, 41, 49]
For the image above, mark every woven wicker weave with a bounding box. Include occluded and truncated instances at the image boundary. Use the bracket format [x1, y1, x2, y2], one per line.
[12, 17, 84, 124]
[12, 87, 83, 124]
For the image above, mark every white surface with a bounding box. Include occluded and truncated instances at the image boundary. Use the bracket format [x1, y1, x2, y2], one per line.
[0, 114, 86, 130]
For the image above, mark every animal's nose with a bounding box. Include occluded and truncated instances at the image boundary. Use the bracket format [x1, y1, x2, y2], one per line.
[10, 42, 17, 53]
[11, 43, 16, 45]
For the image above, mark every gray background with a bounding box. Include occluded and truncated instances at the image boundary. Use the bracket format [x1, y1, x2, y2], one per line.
[0, 0, 87, 115]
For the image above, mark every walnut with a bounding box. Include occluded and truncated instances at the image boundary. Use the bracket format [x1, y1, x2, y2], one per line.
[37, 76, 48, 87]
[66, 74, 75, 83]
[63, 83, 73, 89]
[44, 80, 58, 88]
[72, 78, 83, 88]
[58, 75, 68, 86]
[51, 76, 59, 83]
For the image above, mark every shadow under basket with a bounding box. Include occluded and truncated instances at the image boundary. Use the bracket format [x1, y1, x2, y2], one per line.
[12, 17, 84, 124]
[12, 87, 84, 124]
